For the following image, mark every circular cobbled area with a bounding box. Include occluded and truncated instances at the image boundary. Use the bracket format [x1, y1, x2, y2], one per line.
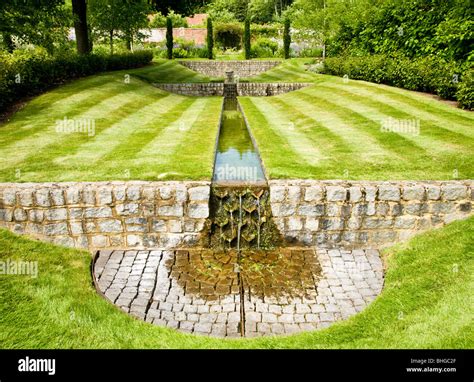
[94, 248, 384, 337]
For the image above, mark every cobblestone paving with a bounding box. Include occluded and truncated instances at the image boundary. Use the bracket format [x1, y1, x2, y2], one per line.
[94, 248, 383, 337]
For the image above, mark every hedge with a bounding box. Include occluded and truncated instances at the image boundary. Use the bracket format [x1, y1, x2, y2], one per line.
[323, 54, 473, 109]
[0, 49, 153, 113]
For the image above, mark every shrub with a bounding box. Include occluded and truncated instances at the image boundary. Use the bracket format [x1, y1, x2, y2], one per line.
[299, 47, 323, 58]
[456, 69, 474, 110]
[250, 38, 279, 58]
[251, 24, 280, 39]
[214, 23, 243, 50]
[0, 49, 153, 113]
[323, 53, 466, 105]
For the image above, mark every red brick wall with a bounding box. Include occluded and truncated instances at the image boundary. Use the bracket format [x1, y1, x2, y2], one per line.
[145, 28, 207, 45]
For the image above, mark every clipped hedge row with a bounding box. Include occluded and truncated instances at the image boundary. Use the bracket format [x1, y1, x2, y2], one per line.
[323, 54, 473, 110]
[0, 50, 153, 113]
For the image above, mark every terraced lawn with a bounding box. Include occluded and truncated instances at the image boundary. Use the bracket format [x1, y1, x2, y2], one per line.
[1, 217, 472, 349]
[0, 71, 222, 182]
[133, 59, 221, 83]
[240, 73, 474, 180]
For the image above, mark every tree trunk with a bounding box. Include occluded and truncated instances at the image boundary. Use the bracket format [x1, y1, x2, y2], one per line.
[3, 33, 14, 53]
[72, 0, 90, 54]
[109, 30, 114, 55]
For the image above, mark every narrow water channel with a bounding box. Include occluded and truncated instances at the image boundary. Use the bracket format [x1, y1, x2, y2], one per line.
[212, 99, 266, 184]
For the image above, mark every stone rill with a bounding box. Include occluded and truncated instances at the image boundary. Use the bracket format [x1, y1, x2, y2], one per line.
[94, 247, 384, 337]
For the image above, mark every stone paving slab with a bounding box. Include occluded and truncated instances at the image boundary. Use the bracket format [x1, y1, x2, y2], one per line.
[94, 247, 384, 337]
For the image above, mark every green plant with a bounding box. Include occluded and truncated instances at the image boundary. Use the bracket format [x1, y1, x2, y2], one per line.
[149, 11, 187, 28]
[244, 18, 251, 60]
[166, 17, 173, 59]
[214, 22, 243, 50]
[456, 68, 474, 110]
[323, 53, 466, 104]
[250, 37, 278, 58]
[283, 17, 291, 59]
[207, 17, 214, 60]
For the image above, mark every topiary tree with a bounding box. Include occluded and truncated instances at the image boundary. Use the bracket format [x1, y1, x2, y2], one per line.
[244, 17, 251, 60]
[283, 17, 291, 59]
[166, 16, 173, 59]
[207, 17, 214, 59]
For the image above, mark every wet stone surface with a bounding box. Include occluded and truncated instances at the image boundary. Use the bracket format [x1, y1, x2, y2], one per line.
[94, 248, 384, 337]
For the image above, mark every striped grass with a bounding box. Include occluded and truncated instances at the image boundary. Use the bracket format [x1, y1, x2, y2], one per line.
[240, 72, 473, 180]
[0, 73, 221, 182]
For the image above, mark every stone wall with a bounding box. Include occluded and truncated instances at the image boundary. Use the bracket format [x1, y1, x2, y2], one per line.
[179, 60, 281, 78]
[154, 83, 224, 97]
[269, 180, 473, 248]
[0, 182, 210, 251]
[238, 83, 311, 96]
[1, 180, 472, 252]
[154, 82, 310, 97]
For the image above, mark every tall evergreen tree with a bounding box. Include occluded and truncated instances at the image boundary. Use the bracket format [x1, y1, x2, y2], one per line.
[283, 17, 291, 59]
[207, 17, 214, 59]
[244, 17, 251, 59]
[166, 17, 173, 59]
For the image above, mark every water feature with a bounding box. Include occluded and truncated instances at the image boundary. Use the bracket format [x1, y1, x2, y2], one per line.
[212, 99, 266, 184]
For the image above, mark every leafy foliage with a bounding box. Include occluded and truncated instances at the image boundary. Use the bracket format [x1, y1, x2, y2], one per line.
[149, 11, 188, 28]
[323, 53, 470, 102]
[214, 23, 243, 50]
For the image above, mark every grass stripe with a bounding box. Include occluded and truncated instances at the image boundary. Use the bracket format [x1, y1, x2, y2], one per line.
[267, 96, 354, 157]
[51, 94, 178, 167]
[305, 86, 464, 155]
[138, 97, 208, 160]
[282, 91, 391, 160]
[247, 97, 325, 165]
[323, 81, 474, 138]
[239, 97, 315, 177]
[102, 96, 192, 162]
[0, 79, 142, 144]
[0, 84, 153, 170]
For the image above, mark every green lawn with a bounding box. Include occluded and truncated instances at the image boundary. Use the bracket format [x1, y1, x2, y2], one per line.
[0, 71, 222, 182]
[133, 59, 221, 83]
[0, 58, 472, 182]
[0, 217, 472, 349]
[240, 70, 474, 180]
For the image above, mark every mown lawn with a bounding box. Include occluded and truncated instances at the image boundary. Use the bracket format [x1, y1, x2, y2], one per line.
[132, 59, 221, 83]
[0, 71, 222, 182]
[0, 217, 472, 349]
[240, 63, 474, 180]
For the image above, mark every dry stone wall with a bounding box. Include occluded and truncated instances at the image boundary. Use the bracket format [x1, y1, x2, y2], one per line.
[269, 180, 473, 248]
[0, 182, 210, 251]
[179, 60, 281, 78]
[153, 82, 310, 97]
[0, 180, 472, 252]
